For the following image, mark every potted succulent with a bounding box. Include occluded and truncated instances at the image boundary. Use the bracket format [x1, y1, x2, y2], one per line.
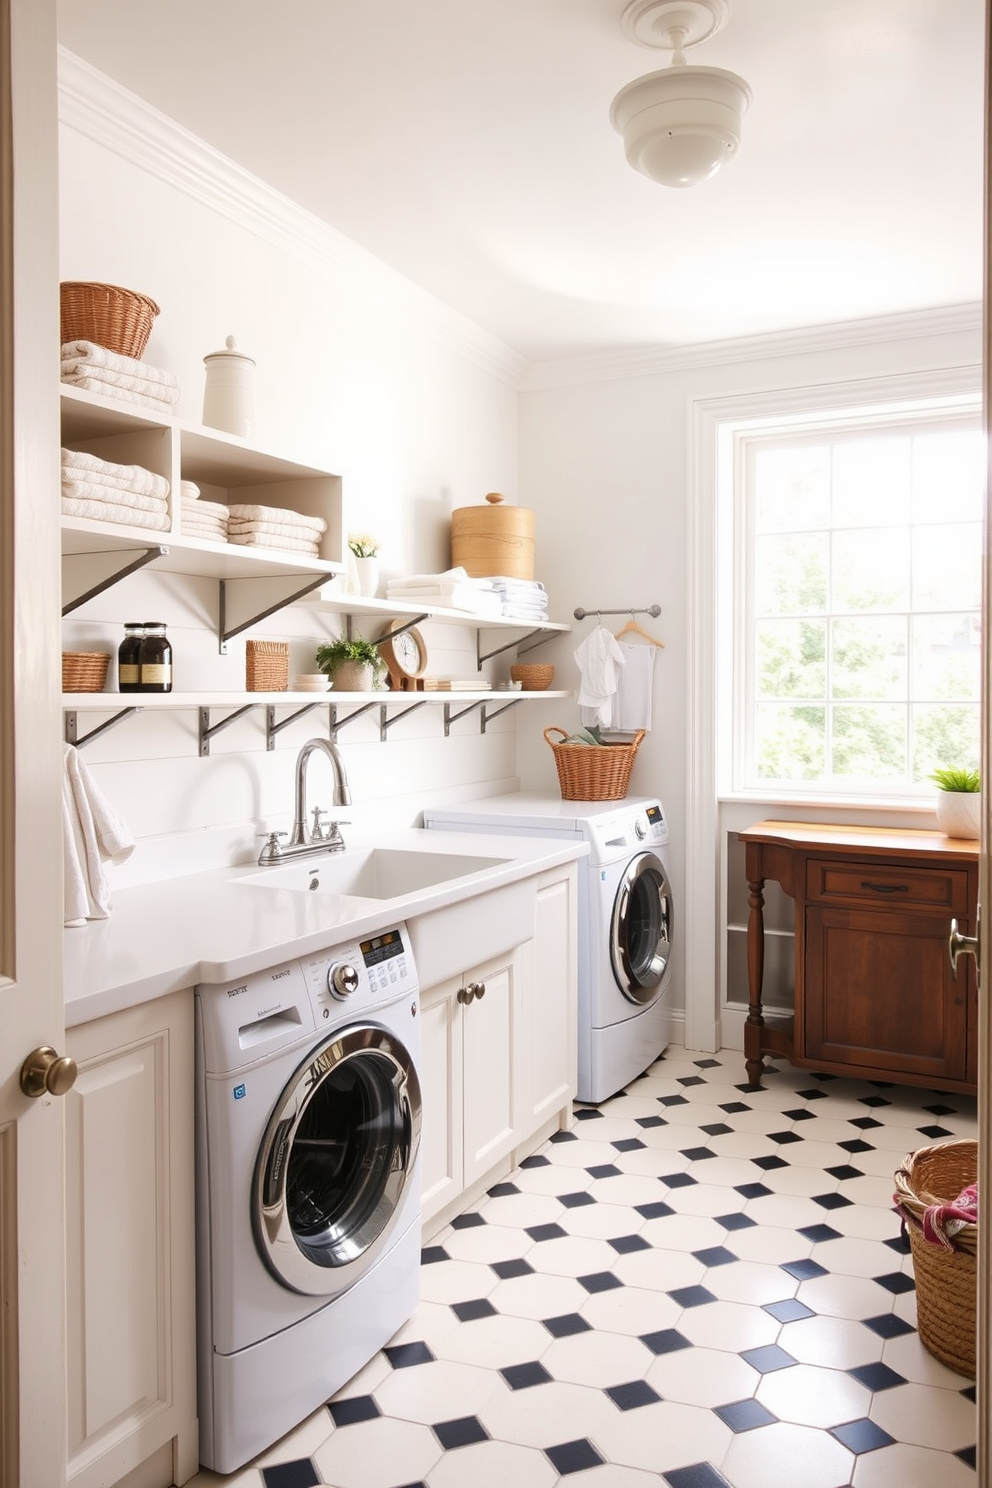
[315, 636, 386, 693]
[930, 766, 981, 840]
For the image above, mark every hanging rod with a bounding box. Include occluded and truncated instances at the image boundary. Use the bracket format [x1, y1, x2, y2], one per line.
[573, 604, 662, 621]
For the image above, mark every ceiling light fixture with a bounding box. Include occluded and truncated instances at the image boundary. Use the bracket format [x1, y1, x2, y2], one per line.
[609, 0, 751, 188]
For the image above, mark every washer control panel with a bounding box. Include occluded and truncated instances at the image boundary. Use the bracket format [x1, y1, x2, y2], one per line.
[639, 802, 669, 845]
[301, 924, 416, 1020]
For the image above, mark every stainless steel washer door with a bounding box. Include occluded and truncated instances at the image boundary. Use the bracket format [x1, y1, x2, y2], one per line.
[610, 852, 673, 1005]
[253, 1023, 421, 1295]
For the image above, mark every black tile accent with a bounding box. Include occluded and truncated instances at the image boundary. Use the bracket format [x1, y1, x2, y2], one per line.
[874, 1271, 916, 1295]
[957, 1445, 978, 1469]
[640, 1328, 693, 1355]
[714, 1398, 778, 1432]
[586, 1163, 623, 1179]
[500, 1360, 553, 1390]
[752, 1155, 789, 1171]
[768, 1130, 804, 1146]
[782, 1107, 816, 1122]
[695, 1059, 722, 1069]
[550, 1129, 579, 1143]
[838, 1139, 875, 1154]
[679, 1076, 707, 1087]
[824, 1164, 864, 1181]
[735, 1082, 765, 1094]
[700, 1123, 734, 1137]
[452, 1297, 498, 1322]
[763, 1298, 815, 1324]
[525, 1222, 568, 1242]
[635, 1199, 676, 1220]
[860, 1095, 892, 1108]
[735, 1181, 772, 1199]
[739, 1344, 797, 1373]
[574, 1107, 604, 1121]
[861, 1312, 914, 1340]
[830, 1418, 895, 1454]
[960, 1384, 977, 1403]
[693, 1245, 738, 1267]
[884, 1233, 910, 1254]
[384, 1341, 434, 1369]
[609, 1233, 651, 1253]
[917, 1123, 954, 1139]
[662, 1172, 699, 1189]
[719, 1101, 752, 1114]
[797, 1223, 842, 1243]
[680, 1146, 717, 1162]
[421, 1245, 450, 1264]
[578, 1270, 624, 1293]
[924, 1103, 956, 1116]
[715, 1212, 757, 1232]
[488, 1181, 520, 1198]
[328, 1394, 381, 1427]
[847, 1361, 908, 1392]
[668, 1284, 717, 1308]
[811, 1191, 853, 1210]
[795, 1087, 830, 1100]
[664, 1465, 734, 1488]
[433, 1415, 489, 1450]
[559, 1190, 597, 1209]
[261, 1461, 321, 1488]
[543, 1312, 592, 1338]
[545, 1438, 605, 1475]
[519, 1154, 551, 1168]
[450, 1211, 486, 1229]
[636, 1115, 669, 1128]
[850, 1116, 883, 1129]
[659, 1094, 690, 1107]
[607, 1379, 663, 1410]
[612, 1137, 647, 1152]
[780, 1258, 828, 1281]
[491, 1257, 534, 1279]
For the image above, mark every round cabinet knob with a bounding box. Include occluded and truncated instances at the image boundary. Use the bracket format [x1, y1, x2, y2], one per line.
[20, 1046, 78, 1099]
[457, 986, 473, 1005]
[328, 962, 360, 999]
[469, 981, 486, 1000]
[634, 817, 647, 840]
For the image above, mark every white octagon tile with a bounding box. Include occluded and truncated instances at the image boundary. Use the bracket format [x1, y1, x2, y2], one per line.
[639, 1213, 728, 1251]
[852, 1441, 979, 1488]
[536, 1137, 621, 1168]
[425, 1438, 558, 1488]
[680, 1156, 760, 1190]
[388, 1299, 462, 1353]
[777, 1139, 851, 1170]
[724, 1225, 813, 1266]
[419, 1258, 501, 1305]
[703, 1260, 798, 1306]
[881, 1330, 977, 1387]
[615, 1146, 691, 1176]
[809, 1234, 905, 1278]
[513, 1163, 595, 1198]
[431, 1313, 552, 1370]
[477, 1377, 618, 1449]
[314, 1416, 442, 1488]
[541, 1329, 654, 1387]
[665, 1180, 750, 1218]
[611, 1246, 707, 1293]
[555, 1202, 648, 1240]
[580, 1284, 682, 1337]
[675, 1299, 781, 1352]
[442, 1223, 535, 1266]
[524, 1234, 620, 1278]
[748, 1165, 844, 1198]
[756, 1361, 872, 1427]
[721, 1420, 855, 1488]
[796, 1272, 896, 1320]
[646, 1344, 758, 1407]
[817, 1202, 903, 1241]
[869, 1381, 977, 1452]
[551, 1467, 663, 1488]
[479, 1191, 565, 1229]
[585, 1173, 676, 1208]
[489, 1271, 587, 1320]
[328, 1348, 392, 1401]
[743, 1193, 828, 1230]
[777, 1313, 884, 1369]
[593, 1398, 733, 1473]
[373, 1358, 509, 1425]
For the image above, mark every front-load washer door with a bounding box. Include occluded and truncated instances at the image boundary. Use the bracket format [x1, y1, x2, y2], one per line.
[610, 852, 673, 1006]
[253, 1023, 422, 1296]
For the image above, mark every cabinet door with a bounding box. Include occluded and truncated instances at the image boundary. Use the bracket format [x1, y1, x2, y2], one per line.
[526, 871, 576, 1128]
[419, 978, 464, 1226]
[65, 993, 198, 1488]
[461, 953, 519, 1190]
[803, 905, 969, 1083]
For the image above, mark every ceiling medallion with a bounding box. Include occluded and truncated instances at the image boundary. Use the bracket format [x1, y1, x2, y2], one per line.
[610, 0, 751, 188]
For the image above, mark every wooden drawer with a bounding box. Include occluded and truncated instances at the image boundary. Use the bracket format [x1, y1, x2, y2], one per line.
[806, 857, 972, 914]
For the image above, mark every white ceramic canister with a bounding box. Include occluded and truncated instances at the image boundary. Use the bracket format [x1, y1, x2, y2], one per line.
[202, 335, 255, 437]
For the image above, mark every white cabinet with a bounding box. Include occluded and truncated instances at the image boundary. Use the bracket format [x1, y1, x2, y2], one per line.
[419, 864, 578, 1235]
[65, 991, 197, 1488]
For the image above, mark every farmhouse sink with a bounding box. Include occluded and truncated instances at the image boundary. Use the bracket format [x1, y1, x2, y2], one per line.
[232, 847, 510, 901]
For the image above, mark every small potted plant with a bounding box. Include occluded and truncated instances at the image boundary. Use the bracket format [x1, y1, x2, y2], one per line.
[930, 766, 981, 840]
[315, 636, 386, 693]
[348, 532, 380, 597]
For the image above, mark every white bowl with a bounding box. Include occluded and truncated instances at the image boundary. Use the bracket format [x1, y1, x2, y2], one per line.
[296, 673, 328, 684]
[294, 678, 330, 692]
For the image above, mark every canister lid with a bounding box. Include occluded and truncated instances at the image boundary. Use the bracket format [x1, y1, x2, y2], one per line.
[203, 334, 255, 366]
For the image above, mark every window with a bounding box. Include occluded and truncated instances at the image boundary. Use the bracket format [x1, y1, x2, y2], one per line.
[721, 399, 983, 800]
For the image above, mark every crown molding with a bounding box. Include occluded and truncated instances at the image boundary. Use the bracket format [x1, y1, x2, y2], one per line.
[520, 302, 983, 391]
[56, 47, 529, 389]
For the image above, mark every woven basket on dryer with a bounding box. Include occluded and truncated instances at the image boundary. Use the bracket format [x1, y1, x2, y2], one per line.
[544, 726, 645, 802]
[60, 281, 160, 359]
[893, 1139, 977, 1376]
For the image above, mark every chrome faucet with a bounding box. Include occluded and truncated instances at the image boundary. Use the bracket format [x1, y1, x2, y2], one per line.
[257, 736, 352, 864]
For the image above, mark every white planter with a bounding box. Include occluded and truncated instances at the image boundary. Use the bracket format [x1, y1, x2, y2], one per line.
[935, 790, 981, 840]
[354, 556, 379, 597]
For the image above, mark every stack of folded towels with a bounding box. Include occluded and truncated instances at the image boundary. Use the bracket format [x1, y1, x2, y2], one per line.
[226, 503, 326, 556]
[484, 576, 550, 622]
[61, 447, 170, 531]
[180, 482, 229, 542]
[386, 566, 504, 620]
[61, 340, 181, 416]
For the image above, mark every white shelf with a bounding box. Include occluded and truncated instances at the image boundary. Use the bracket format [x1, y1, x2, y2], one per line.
[301, 589, 571, 633]
[62, 690, 573, 708]
[61, 518, 343, 582]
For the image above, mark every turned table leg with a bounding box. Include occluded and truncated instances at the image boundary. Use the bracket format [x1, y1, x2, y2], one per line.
[744, 874, 767, 1087]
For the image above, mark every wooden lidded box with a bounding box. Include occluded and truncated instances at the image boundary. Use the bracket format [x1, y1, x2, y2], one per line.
[451, 492, 535, 580]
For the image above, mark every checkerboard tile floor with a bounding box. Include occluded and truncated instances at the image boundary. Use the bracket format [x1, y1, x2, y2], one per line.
[188, 1047, 978, 1488]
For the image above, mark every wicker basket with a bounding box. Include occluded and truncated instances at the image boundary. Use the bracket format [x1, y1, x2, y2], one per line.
[246, 640, 289, 692]
[60, 282, 160, 359]
[510, 663, 555, 691]
[893, 1139, 977, 1376]
[544, 726, 645, 802]
[62, 651, 111, 693]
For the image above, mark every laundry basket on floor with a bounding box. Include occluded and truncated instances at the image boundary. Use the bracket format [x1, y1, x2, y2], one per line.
[893, 1139, 977, 1377]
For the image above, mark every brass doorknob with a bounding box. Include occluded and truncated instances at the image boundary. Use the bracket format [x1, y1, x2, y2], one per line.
[20, 1046, 78, 1099]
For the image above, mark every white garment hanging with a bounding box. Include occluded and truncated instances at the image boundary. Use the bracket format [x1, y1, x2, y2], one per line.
[607, 641, 656, 732]
[62, 743, 135, 927]
[573, 624, 626, 729]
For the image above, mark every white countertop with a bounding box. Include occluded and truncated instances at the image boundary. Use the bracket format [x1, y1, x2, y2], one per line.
[63, 826, 588, 1027]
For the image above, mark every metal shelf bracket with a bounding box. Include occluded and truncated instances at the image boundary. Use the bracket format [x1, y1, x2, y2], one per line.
[199, 703, 256, 757]
[218, 574, 330, 653]
[64, 706, 143, 748]
[477, 627, 553, 667]
[327, 701, 379, 739]
[265, 702, 323, 750]
[481, 698, 523, 731]
[443, 699, 485, 736]
[62, 546, 169, 617]
[379, 700, 429, 741]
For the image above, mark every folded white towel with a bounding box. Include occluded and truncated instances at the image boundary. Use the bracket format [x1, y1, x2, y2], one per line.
[61, 447, 170, 499]
[227, 503, 326, 534]
[181, 496, 228, 519]
[501, 604, 550, 621]
[60, 340, 179, 389]
[62, 742, 135, 927]
[386, 582, 504, 619]
[61, 357, 181, 405]
[182, 508, 228, 527]
[61, 495, 170, 531]
[226, 517, 325, 544]
[227, 531, 320, 555]
[182, 516, 228, 535]
[61, 478, 169, 514]
[60, 374, 176, 416]
[389, 565, 497, 592]
[486, 576, 547, 593]
[180, 480, 201, 500]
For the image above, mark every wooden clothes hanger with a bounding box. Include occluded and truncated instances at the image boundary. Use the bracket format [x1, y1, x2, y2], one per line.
[614, 611, 664, 647]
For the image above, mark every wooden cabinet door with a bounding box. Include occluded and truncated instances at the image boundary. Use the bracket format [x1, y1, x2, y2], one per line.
[803, 905, 969, 1083]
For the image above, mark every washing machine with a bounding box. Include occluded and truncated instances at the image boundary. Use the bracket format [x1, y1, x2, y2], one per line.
[425, 795, 674, 1103]
[194, 924, 422, 1474]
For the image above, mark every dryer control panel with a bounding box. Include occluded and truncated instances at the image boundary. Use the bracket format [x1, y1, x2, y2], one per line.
[301, 925, 417, 1020]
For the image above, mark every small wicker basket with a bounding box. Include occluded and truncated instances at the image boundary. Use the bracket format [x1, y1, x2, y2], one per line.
[60, 281, 160, 360]
[510, 663, 555, 691]
[544, 726, 645, 802]
[62, 652, 111, 693]
[893, 1139, 977, 1377]
[246, 640, 289, 693]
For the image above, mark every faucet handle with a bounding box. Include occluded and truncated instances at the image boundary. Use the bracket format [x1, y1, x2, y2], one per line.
[256, 831, 287, 864]
[311, 806, 328, 840]
[324, 820, 350, 849]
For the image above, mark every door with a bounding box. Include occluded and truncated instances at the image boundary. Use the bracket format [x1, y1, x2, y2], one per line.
[0, 2, 67, 1485]
[979, 4, 992, 1468]
[609, 852, 673, 1005]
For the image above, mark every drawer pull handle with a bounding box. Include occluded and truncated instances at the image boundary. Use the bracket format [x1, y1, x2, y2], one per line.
[860, 881, 909, 893]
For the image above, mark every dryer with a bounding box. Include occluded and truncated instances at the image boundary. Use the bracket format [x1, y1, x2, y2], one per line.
[194, 924, 422, 1473]
[425, 795, 674, 1102]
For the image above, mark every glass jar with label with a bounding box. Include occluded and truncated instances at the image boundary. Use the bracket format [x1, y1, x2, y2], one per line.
[138, 622, 172, 693]
[118, 622, 145, 693]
